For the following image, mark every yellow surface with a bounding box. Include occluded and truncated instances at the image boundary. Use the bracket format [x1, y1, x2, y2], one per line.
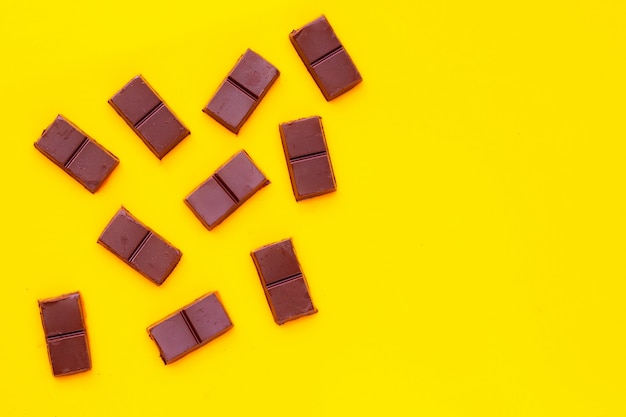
[1, 0, 626, 415]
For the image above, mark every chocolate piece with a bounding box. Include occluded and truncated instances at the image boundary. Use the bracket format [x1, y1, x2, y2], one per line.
[279, 116, 336, 201]
[34, 115, 119, 193]
[97, 207, 182, 285]
[109, 75, 190, 159]
[290, 15, 362, 101]
[38, 292, 91, 376]
[203, 49, 279, 134]
[185, 150, 269, 230]
[148, 292, 233, 364]
[251, 239, 317, 325]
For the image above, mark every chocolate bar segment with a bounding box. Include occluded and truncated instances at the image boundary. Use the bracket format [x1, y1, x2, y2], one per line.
[38, 292, 91, 376]
[98, 207, 182, 285]
[203, 49, 279, 133]
[34, 115, 119, 193]
[148, 292, 233, 364]
[279, 116, 336, 201]
[109, 75, 190, 159]
[251, 239, 317, 325]
[290, 15, 362, 101]
[185, 150, 269, 230]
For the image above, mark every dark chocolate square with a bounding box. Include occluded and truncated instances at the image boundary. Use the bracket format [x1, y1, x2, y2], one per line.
[290, 15, 342, 65]
[183, 293, 233, 342]
[281, 117, 327, 159]
[203, 49, 279, 134]
[47, 333, 91, 376]
[39, 293, 84, 337]
[184, 177, 237, 230]
[252, 239, 301, 286]
[290, 154, 336, 199]
[148, 313, 198, 364]
[228, 49, 280, 99]
[266, 276, 316, 325]
[203, 81, 256, 134]
[290, 15, 362, 101]
[184, 151, 269, 231]
[98, 207, 182, 285]
[215, 151, 268, 201]
[109, 75, 190, 159]
[136, 105, 189, 159]
[109, 76, 162, 126]
[98, 208, 149, 260]
[129, 233, 182, 286]
[66, 140, 120, 193]
[312, 49, 362, 100]
[35, 115, 119, 193]
[35, 116, 87, 166]
[147, 292, 233, 364]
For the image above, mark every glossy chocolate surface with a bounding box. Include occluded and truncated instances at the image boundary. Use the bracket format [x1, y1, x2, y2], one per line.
[185, 150, 269, 230]
[279, 116, 336, 201]
[148, 292, 233, 364]
[203, 49, 279, 133]
[251, 239, 317, 325]
[109, 75, 190, 159]
[98, 207, 182, 285]
[34, 115, 119, 193]
[38, 292, 91, 376]
[290, 15, 362, 100]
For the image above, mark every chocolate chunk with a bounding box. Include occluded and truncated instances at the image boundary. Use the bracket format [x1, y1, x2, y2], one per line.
[279, 116, 336, 201]
[251, 239, 317, 325]
[97, 207, 182, 285]
[148, 292, 233, 364]
[34, 115, 119, 193]
[290, 15, 362, 101]
[38, 292, 91, 376]
[185, 150, 269, 230]
[203, 49, 279, 134]
[109, 75, 190, 159]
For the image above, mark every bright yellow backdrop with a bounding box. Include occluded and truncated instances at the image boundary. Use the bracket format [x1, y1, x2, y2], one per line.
[1, 0, 626, 415]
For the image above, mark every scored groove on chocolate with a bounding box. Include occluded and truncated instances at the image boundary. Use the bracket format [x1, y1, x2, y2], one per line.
[226, 78, 258, 100]
[213, 174, 240, 203]
[63, 137, 90, 168]
[127, 231, 152, 262]
[309, 45, 344, 67]
[134, 102, 165, 129]
[264, 273, 304, 289]
[180, 310, 202, 344]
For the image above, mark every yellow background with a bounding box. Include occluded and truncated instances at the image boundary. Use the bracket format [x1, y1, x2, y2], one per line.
[1, 0, 625, 415]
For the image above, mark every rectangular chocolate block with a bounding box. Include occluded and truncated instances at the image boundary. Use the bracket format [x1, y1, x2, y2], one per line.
[97, 207, 182, 285]
[203, 49, 279, 134]
[38, 292, 91, 376]
[109, 75, 190, 159]
[251, 238, 317, 325]
[148, 292, 233, 364]
[290, 15, 362, 101]
[185, 150, 269, 230]
[279, 116, 336, 201]
[34, 115, 119, 193]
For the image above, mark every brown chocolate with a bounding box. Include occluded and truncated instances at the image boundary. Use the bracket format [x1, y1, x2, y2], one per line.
[203, 49, 279, 134]
[279, 116, 336, 200]
[185, 150, 269, 230]
[148, 292, 233, 364]
[97, 207, 182, 285]
[290, 15, 362, 101]
[38, 292, 91, 376]
[34, 115, 119, 193]
[109, 75, 190, 159]
[251, 238, 317, 325]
